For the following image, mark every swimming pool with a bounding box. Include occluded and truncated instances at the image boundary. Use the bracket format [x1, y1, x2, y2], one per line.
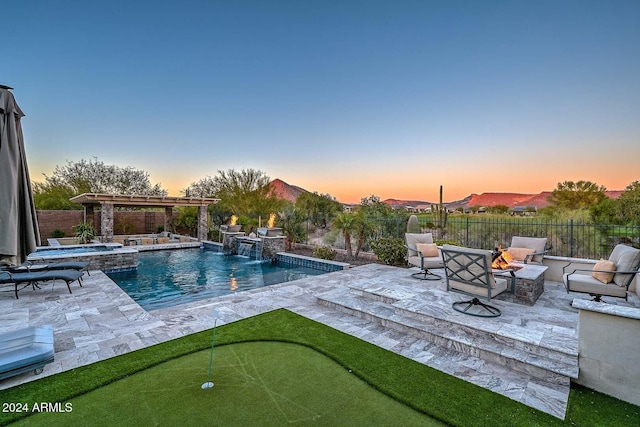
[107, 248, 326, 310]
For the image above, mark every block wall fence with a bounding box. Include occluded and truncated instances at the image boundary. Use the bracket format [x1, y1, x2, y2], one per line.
[36, 210, 182, 244]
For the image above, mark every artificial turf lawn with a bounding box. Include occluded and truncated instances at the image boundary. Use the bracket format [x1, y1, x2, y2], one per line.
[15, 342, 443, 426]
[1, 309, 639, 426]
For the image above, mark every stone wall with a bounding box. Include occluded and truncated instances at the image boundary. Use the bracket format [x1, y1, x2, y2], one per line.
[261, 236, 286, 260]
[573, 300, 640, 407]
[36, 210, 175, 243]
[28, 248, 138, 272]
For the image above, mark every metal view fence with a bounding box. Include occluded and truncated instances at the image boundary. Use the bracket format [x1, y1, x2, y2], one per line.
[309, 217, 640, 260]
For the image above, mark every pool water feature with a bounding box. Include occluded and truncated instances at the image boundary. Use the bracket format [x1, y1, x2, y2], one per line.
[107, 248, 326, 311]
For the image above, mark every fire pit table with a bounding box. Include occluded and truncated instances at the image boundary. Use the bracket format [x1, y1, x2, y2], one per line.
[494, 263, 548, 305]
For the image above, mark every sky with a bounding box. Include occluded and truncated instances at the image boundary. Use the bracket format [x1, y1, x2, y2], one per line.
[4, 0, 639, 204]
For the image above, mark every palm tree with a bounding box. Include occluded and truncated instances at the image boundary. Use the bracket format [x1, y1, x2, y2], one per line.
[353, 211, 372, 259]
[333, 213, 355, 258]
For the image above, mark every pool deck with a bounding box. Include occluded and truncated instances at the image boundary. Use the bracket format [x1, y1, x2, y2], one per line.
[1, 263, 639, 420]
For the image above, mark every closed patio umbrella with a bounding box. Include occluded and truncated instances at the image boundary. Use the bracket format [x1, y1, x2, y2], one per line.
[0, 85, 40, 265]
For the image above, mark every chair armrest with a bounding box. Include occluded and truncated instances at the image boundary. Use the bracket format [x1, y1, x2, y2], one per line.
[566, 268, 639, 276]
[403, 244, 417, 256]
[562, 261, 587, 274]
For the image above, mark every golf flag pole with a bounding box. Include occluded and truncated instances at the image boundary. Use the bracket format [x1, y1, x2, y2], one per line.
[202, 310, 219, 389]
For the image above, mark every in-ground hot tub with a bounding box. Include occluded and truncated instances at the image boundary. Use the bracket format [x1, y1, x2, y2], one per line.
[28, 243, 138, 273]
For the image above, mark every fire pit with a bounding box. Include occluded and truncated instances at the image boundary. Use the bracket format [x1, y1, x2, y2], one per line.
[257, 227, 282, 237]
[491, 248, 521, 271]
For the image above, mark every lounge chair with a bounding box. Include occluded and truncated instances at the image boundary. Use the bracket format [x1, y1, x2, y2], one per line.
[507, 236, 548, 265]
[441, 244, 514, 317]
[0, 269, 84, 299]
[405, 233, 444, 280]
[564, 244, 640, 302]
[0, 325, 54, 380]
[7, 260, 90, 276]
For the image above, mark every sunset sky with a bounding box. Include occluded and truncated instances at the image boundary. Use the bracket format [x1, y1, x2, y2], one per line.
[4, 1, 639, 203]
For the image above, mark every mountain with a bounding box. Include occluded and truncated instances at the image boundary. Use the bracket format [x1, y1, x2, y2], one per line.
[269, 178, 624, 209]
[465, 192, 547, 209]
[268, 179, 309, 202]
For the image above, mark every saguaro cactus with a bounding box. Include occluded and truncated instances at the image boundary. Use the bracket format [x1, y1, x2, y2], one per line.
[431, 185, 448, 239]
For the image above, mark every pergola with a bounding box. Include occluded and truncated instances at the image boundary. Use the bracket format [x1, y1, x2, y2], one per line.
[69, 193, 220, 242]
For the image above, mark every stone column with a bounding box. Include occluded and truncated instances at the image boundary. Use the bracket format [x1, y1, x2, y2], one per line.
[197, 205, 208, 241]
[101, 202, 114, 243]
[164, 207, 173, 234]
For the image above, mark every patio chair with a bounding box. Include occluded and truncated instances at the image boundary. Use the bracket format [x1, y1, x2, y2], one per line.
[405, 233, 443, 280]
[564, 244, 640, 302]
[507, 236, 548, 264]
[441, 244, 514, 317]
[0, 269, 84, 299]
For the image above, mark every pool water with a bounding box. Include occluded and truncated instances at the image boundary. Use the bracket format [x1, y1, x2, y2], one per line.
[107, 248, 325, 311]
[33, 245, 114, 256]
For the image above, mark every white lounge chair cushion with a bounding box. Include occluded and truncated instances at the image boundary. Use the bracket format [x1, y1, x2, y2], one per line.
[448, 277, 508, 298]
[608, 244, 640, 287]
[563, 273, 628, 297]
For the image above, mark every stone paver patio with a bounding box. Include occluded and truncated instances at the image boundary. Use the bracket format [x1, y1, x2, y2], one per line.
[1, 263, 639, 420]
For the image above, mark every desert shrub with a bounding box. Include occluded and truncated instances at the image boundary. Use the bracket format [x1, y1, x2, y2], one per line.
[74, 222, 95, 244]
[313, 246, 336, 260]
[370, 237, 406, 266]
[50, 229, 66, 238]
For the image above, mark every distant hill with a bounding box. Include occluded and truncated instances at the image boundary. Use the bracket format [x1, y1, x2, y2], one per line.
[466, 193, 548, 209]
[383, 190, 623, 211]
[268, 179, 309, 202]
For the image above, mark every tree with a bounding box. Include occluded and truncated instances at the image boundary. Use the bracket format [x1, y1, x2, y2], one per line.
[295, 192, 342, 228]
[184, 168, 283, 226]
[589, 197, 620, 225]
[352, 210, 373, 259]
[41, 158, 166, 195]
[332, 212, 356, 258]
[617, 181, 640, 224]
[359, 195, 409, 240]
[33, 184, 80, 210]
[33, 158, 167, 209]
[548, 180, 607, 211]
[486, 205, 510, 215]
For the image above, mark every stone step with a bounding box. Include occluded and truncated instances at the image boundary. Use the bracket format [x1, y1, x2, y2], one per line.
[315, 286, 578, 385]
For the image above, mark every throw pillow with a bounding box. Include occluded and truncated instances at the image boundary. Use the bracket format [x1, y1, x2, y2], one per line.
[506, 247, 535, 262]
[415, 243, 439, 257]
[592, 259, 617, 284]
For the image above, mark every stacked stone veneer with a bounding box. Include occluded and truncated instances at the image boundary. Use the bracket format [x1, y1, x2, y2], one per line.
[276, 253, 349, 272]
[221, 232, 245, 254]
[260, 236, 286, 260]
[28, 248, 138, 273]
